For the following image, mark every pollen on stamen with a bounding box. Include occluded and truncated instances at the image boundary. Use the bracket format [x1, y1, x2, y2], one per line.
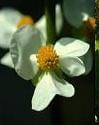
[17, 16, 34, 28]
[36, 46, 59, 71]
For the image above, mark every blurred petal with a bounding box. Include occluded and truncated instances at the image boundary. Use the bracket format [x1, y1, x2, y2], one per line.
[0, 8, 22, 25]
[35, 16, 47, 40]
[10, 25, 45, 80]
[29, 54, 39, 78]
[0, 8, 22, 48]
[54, 38, 89, 57]
[0, 52, 14, 68]
[59, 57, 85, 76]
[0, 20, 17, 48]
[56, 4, 63, 34]
[63, 0, 94, 28]
[32, 72, 56, 111]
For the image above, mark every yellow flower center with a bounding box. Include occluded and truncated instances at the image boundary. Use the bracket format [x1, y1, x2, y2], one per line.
[36, 46, 59, 71]
[17, 16, 34, 28]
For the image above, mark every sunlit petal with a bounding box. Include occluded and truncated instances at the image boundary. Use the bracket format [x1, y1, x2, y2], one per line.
[54, 38, 89, 57]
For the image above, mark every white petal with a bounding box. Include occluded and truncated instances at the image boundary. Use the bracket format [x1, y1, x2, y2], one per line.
[32, 72, 75, 111]
[59, 57, 85, 77]
[0, 8, 22, 48]
[53, 75, 75, 97]
[0, 8, 22, 25]
[54, 38, 89, 57]
[35, 16, 47, 41]
[82, 13, 89, 21]
[63, 0, 94, 28]
[0, 52, 14, 68]
[49, 72, 75, 97]
[80, 49, 93, 75]
[10, 25, 45, 80]
[0, 20, 17, 49]
[29, 54, 38, 78]
[32, 72, 56, 111]
[56, 82, 75, 97]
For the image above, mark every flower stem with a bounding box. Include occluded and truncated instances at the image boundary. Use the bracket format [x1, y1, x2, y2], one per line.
[45, 0, 56, 44]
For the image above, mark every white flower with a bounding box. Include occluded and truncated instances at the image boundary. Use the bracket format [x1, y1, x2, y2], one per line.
[0, 5, 63, 68]
[10, 25, 89, 111]
[95, 115, 99, 123]
[63, 0, 94, 28]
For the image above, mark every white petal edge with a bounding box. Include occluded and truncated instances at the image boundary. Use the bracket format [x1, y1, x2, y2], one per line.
[54, 37, 89, 58]
[59, 56, 85, 77]
[0, 52, 14, 68]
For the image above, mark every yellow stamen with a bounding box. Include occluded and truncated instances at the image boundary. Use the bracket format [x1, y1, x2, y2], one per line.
[36, 46, 59, 71]
[82, 17, 96, 38]
[84, 17, 96, 30]
[17, 16, 34, 28]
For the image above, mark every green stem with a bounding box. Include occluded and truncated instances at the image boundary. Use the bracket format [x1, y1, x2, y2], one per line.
[45, 0, 56, 44]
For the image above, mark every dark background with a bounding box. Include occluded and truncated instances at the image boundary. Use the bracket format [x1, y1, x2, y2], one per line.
[0, 0, 94, 125]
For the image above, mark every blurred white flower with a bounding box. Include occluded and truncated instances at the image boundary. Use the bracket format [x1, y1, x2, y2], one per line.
[63, 0, 94, 28]
[0, 8, 34, 48]
[10, 25, 89, 111]
[0, 5, 63, 68]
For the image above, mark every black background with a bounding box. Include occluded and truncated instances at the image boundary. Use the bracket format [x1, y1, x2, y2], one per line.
[0, 0, 94, 125]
